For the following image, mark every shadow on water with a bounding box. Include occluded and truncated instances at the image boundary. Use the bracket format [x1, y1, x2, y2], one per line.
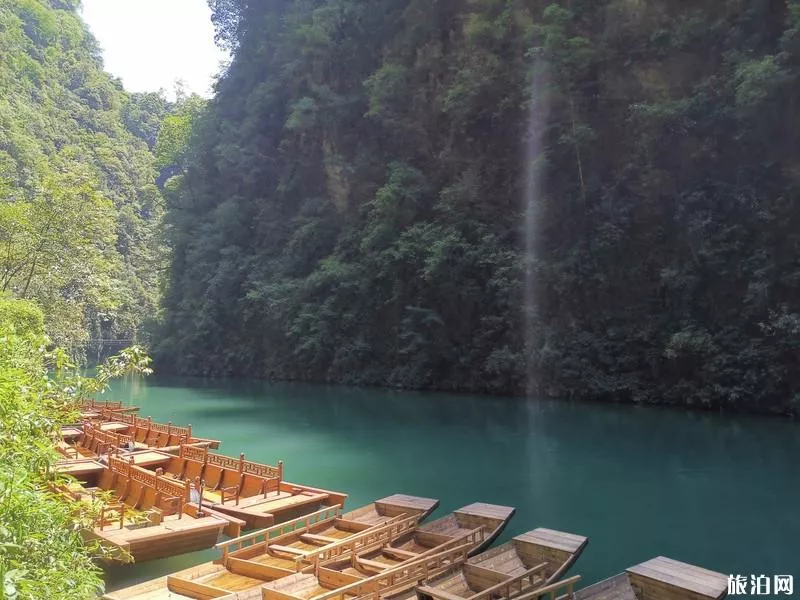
[103, 376, 799, 592]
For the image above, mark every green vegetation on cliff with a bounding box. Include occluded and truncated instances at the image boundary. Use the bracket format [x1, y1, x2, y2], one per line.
[0, 0, 164, 353]
[156, 0, 800, 415]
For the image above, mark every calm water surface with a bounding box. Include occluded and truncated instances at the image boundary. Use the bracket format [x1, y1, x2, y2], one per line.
[104, 376, 799, 592]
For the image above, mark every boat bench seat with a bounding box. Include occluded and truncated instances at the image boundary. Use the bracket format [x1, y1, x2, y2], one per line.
[269, 544, 307, 556]
[300, 533, 338, 544]
[382, 547, 419, 560]
[357, 558, 390, 571]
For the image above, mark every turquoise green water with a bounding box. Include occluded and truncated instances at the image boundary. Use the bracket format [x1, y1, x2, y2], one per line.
[104, 376, 799, 592]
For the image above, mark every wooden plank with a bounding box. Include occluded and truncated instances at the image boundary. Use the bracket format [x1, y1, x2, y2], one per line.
[357, 557, 391, 570]
[100, 422, 130, 432]
[375, 495, 439, 516]
[463, 563, 514, 585]
[515, 528, 587, 554]
[455, 503, 515, 520]
[574, 573, 638, 600]
[270, 544, 308, 556]
[167, 576, 230, 599]
[227, 557, 294, 581]
[647, 557, 729, 585]
[382, 547, 419, 560]
[627, 557, 727, 599]
[300, 533, 339, 544]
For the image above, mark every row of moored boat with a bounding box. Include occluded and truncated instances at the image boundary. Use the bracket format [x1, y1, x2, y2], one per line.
[57, 401, 730, 600]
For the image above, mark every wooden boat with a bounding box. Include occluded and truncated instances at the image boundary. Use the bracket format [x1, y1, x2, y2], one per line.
[407, 528, 587, 600]
[318, 501, 515, 579]
[466, 529, 587, 587]
[79, 399, 139, 419]
[343, 494, 439, 526]
[104, 496, 440, 600]
[562, 556, 728, 600]
[415, 503, 515, 556]
[150, 445, 348, 529]
[58, 417, 220, 461]
[260, 539, 478, 600]
[254, 503, 514, 600]
[56, 453, 244, 564]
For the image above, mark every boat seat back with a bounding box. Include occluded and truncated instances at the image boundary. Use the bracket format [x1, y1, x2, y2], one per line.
[113, 475, 129, 500]
[125, 481, 145, 509]
[204, 465, 223, 490]
[140, 487, 158, 510]
[166, 458, 186, 478]
[158, 494, 182, 517]
[134, 427, 148, 443]
[98, 469, 115, 490]
[184, 459, 204, 482]
[144, 430, 159, 446]
[220, 469, 241, 491]
[167, 434, 182, 447]
[240, 474, 267, 497]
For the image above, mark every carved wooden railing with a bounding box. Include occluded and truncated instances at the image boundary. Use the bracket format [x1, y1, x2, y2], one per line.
[218, 505, 343, 561]
[107, 454, 188, 518]
[82, 424, 135, 453]
[305, 514, 417, 569]
[98, 407, 135, 423]
[308, 541, 475, 600]
[82, 400, 124, 411]
[175, 445, 283, 505]
[181, 444, 208, 462]
[418, 562, 550, 600]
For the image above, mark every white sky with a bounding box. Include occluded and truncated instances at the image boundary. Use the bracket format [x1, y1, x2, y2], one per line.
[80, 0, 229, 100]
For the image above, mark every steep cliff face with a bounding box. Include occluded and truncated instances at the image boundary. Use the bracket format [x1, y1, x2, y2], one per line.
[157, 0, 800, 414]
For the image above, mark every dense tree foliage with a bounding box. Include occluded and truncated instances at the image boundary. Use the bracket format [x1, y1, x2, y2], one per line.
[156, 0, 800, 415]
[0, 0, 164, 354]
[0, 300, 100, 599]
[0, 297, 153, 598]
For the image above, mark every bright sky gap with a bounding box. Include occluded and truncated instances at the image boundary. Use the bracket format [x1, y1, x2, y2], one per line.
[79, 0, 228, 99]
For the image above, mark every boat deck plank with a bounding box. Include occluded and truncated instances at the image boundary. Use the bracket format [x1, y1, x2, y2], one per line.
[99, 513, 223, 543]
[471, 547, 527, 574]
[627, 557, 728, 599]
[455, 503, 515, 521]
[250, 553, 297, 569]
[420, 516, 469, 537]
[515, 528, 588, 553]
[229, 492, 330, 517]
[313, 526, 354, 540]
[61, 426, 83, 439]
[376, 495, 439, 514]
[55, 459, 105, 477]
[295, 583, 332, 599]
[127, 450, 173, 467]
[99, 422, 130, 432]
[203, 570, 267, 591]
